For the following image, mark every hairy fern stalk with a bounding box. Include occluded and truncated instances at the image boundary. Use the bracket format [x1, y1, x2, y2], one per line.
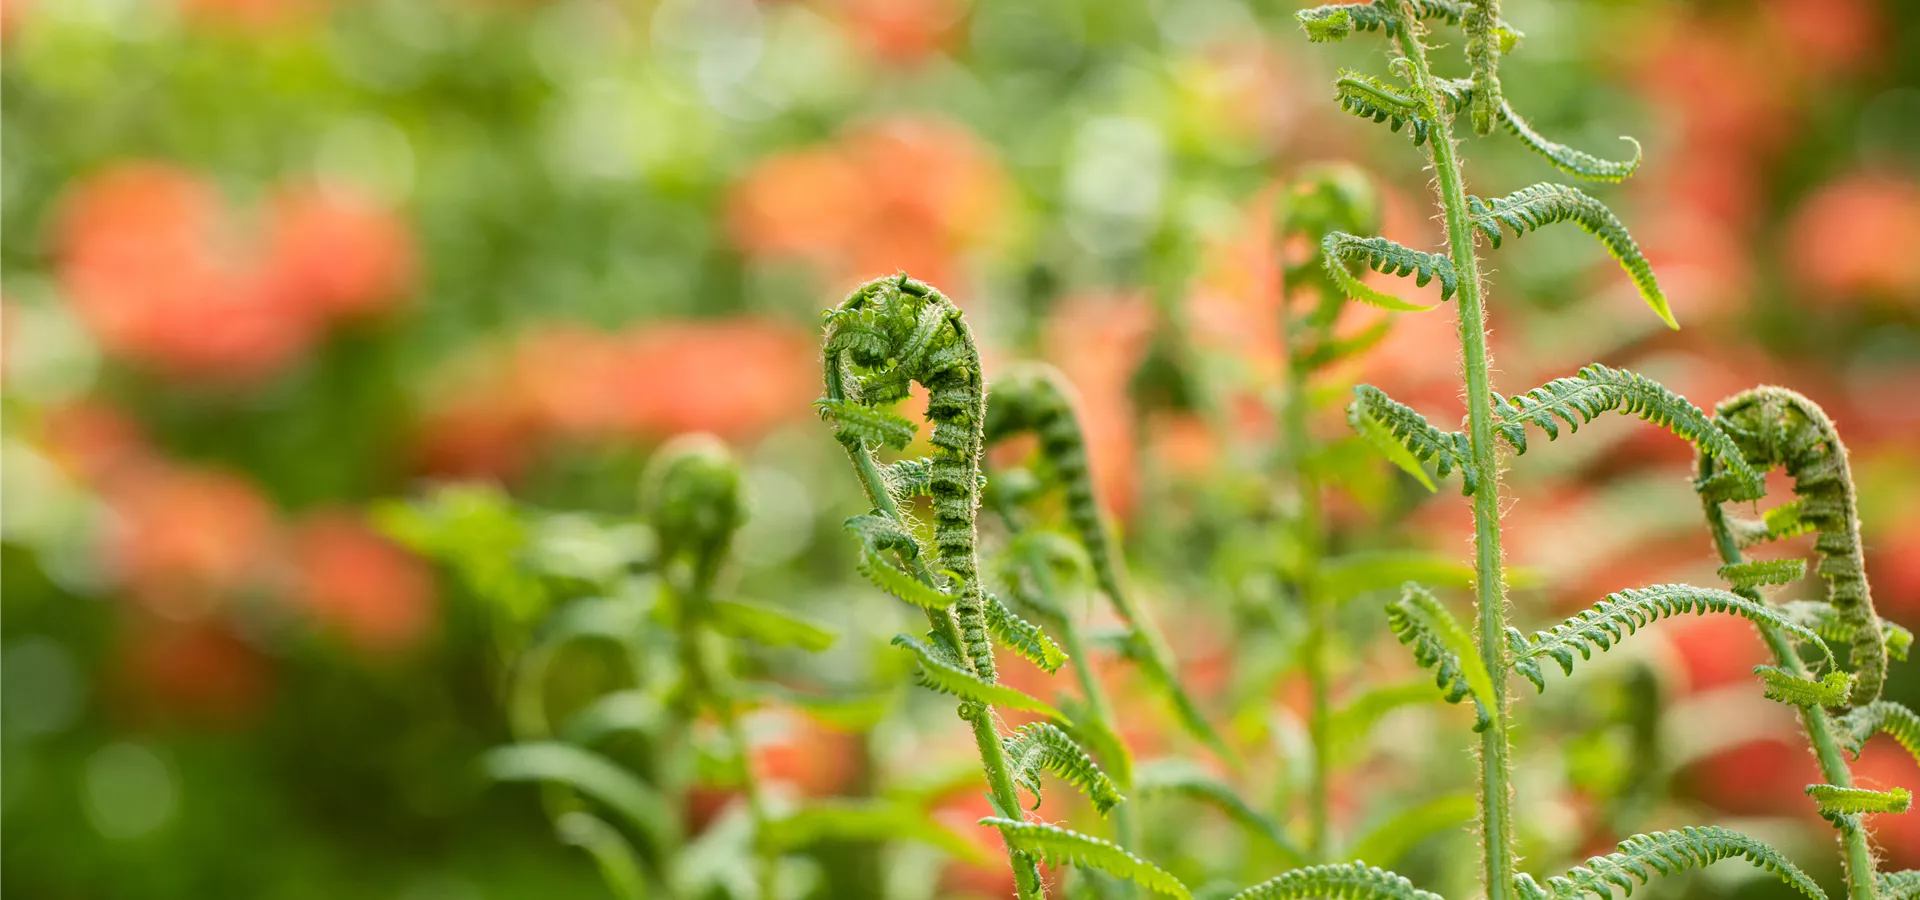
[1298, 2, 1910, 900]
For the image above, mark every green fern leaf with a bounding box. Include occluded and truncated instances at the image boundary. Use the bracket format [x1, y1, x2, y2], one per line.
[1133, 759, 1301, 865]
[1718, 558, 1808, 590]
[1490, 365, 1762, 499]
[1498, 100, 1641, 182]
[1507, 584, 1830, 692]
[1057, 698, 1135, 790]
[981, 818, 1191, 898]
[708, 599, 836, 652]
[1467, 184, 1674, 329]
[814, 398, 916, 450]
[857, 551, 959, 611]
[1387, 583, 1495, 731]
[1349, 385, 1475, 495]
[1296, 0, 1475, 42]
[1228, 861, 1445, 900]
[986, 593, 1068, 674]
[1511, 826, 1826, 900]
[1754, 666, 1852, 708]
[1835, 701, 1920, 762]
[892, 634, 1065, 720]
[1806, 784, 1911, 816]
[1322, 233, 1458, 310]
[1334, 72, 1435, 146]
[844, 513, 921, 559]
[1463, 0, 1504, 136]
[1003, 722, 1123, 814]
[1878, 871, 1920, 900]
[1775, 602, 1911, 663]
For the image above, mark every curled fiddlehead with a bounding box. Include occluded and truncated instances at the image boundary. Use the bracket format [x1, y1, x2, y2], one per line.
[1708, 388, 1886, 705]
[1467, 184, 1673, 329]
[984, 362, 1230, 758]
[1003, 722, 1124, 814]
[1512, 826, 1826, 900]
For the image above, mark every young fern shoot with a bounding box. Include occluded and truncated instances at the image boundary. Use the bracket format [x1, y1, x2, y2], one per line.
[1298, 2, 1848, 899]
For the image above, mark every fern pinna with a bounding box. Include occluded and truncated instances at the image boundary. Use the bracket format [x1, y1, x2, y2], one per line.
[1695, 387, 1917, 900]
[1297, 2, 1846, 899]
[819, 275, 1170, 898]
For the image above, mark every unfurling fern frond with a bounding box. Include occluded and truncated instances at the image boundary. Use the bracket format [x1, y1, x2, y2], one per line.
[1506, 584, 1830, 692]
[1322, 232, 1458, 310]
[891, 634, 1063, 720]
[1710, 388, 1885, 705]
[1490, 365, 1762, 500]
[1462, 0, 1504, 136]
[1719, 558, 1808, 590]
[985, 362, 1230, 759]
[1132, 759, 1298, 861]
[1775, 601, 1912, 663]
[857, 551, 959, 611]
[980, 818, 1191, 899]
[1387, 583, 1494, 731]
[1511, 826, 1826, 900]
[1879, 870, 1920, 900]
[823, 275, 997, 682]
[1466, 183, 1674, 329]
[1228, 862, 1445, 900]
[1806, 784, 1911, 817]
[1297, 0, 1468, 42]
[1348, 385, 1475, 495]
[985, 594, 1067, 674]
[1835, 701, 1920, 762]
[1335, 72, 1436, 146]
[1498, 100, 1641, 182]
[1002, 723, 1123, 814]
[1754, 666, 1852, 708]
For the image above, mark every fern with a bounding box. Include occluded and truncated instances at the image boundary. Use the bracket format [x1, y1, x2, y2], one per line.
[814, 398, 916, 451]
[1466, 184, 1673, 329]
[981, 818, 1192, 899]
[1387, 583, 1495, 731]
[1462, 0, 1504, 135]
[1718, 558, 1808, 590]
[1003, 722, 1124, 814]
[1754, 666, 1853, 708]
[1835, 701, 1920, 762]
[1507, 584, 1830, 692]
[891, 634, 1064, 721]
[1348, 385, 1476, 495]
[1711, 388, 1886, 704]
[986, 593, 1068, 674]
[1334, 72, 1437, 146]
[1497, 100, 1642, 182]
[856, 550, 960, 610]
[1806, 784, 1912, 817]
[1322, 232, 1458, 310]
[1880, 871, 1920, 900]
[1775, 601, 1912, 663]
[1228, 862, 1445, 900]
[1489, 364, 1762, 499]
[1512, 826, 1826, 900]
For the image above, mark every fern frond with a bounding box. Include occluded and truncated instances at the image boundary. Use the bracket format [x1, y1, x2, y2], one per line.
[844, 513, 921, 559]
[1835, 701, 1920, 762]
[1718, 558, 1807, 590]
[857, 551, 959, 610]
[1507, 584, 1830, 692]
[1228, 862, 1445, 900]
[1058, 699, 1135, 790]
[1466, 184, 1674, 329]
[1806, 784, 1911, 816]
[814, 398, 916, 450]
[1775, 602, 1911, 663]
[1296, 0, 1478, 43]
[1489, 365, 1761, 499]
[1003, 723, 1123, 814]
[1335, 72, 1436, 146]
[1879, 871, 1920, 900]
[1349, 385, 1475, 495]
[1754, 666, 1852, 708]
[1498, 100, 1640, 181]
[1463, 0, 1504, 136]
[891, 634, 1064, 720]
[985, 594, 1068, 674]
[1711, 388, 1885, 704]
[1387, 583, 1494, 731]
[1511, 826, 1826, 900]
[1133, 759, 1298, 861]
[1726, 500, 1815, 547]
[1322, 232, 1458, 310]
[981, 818, 1191, 898]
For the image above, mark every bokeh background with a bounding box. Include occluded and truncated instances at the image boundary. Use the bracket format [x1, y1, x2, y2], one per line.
[4, 0, 1919, 898]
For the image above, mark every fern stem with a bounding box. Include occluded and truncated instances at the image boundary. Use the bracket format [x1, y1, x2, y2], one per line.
[681, 568, 779, 900]
[1283, 288, 1334, 861]
[830, 405, 1046, 898]
[1391, 6, 1517, 896]
[1702, 478, 1880, 900]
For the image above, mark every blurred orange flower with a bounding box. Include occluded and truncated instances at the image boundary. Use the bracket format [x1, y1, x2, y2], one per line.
[830, 0, 964, 68]
[1042, 292, 1155, 518]
[101, 462, 279, 622]
[38, 398, 155, 487]
[1787, 172, 1920, 306]
[117, 620, 274, 726]
[267, 184, 416, 323]
[285, 511, 438, 654]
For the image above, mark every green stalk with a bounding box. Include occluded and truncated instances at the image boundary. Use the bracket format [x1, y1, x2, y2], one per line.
[1283, 295, 1333, 861]
[1701, 491, 1880, 900]
[1391, 9, 1518, 897]
[681, 566, 779, 900]
[838, 442, 1047, 899]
